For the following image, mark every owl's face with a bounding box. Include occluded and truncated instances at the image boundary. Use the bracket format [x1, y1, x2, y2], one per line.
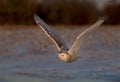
[58, 52, 70, 62]
[58, 52, 79, 63]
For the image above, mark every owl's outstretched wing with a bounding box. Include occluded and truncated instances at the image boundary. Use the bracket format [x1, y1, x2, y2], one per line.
[34, 15, 69, 52]
[69, 17, 105, 54]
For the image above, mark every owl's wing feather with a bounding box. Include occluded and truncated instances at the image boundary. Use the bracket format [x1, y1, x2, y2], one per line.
[69, 17, 105, 54]
[34, 15, 69, 52]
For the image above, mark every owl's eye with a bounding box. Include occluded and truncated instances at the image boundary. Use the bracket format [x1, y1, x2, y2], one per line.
[61, 55, 64, 56]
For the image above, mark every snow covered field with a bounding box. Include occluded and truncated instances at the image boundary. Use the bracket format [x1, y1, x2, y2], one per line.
[0, 25, 120, 82]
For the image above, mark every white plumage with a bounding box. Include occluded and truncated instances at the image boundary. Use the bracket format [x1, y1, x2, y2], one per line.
[34, 15, 105, 63]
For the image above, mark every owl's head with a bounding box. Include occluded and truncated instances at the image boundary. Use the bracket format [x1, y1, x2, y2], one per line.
[58, 52, 70, 62]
